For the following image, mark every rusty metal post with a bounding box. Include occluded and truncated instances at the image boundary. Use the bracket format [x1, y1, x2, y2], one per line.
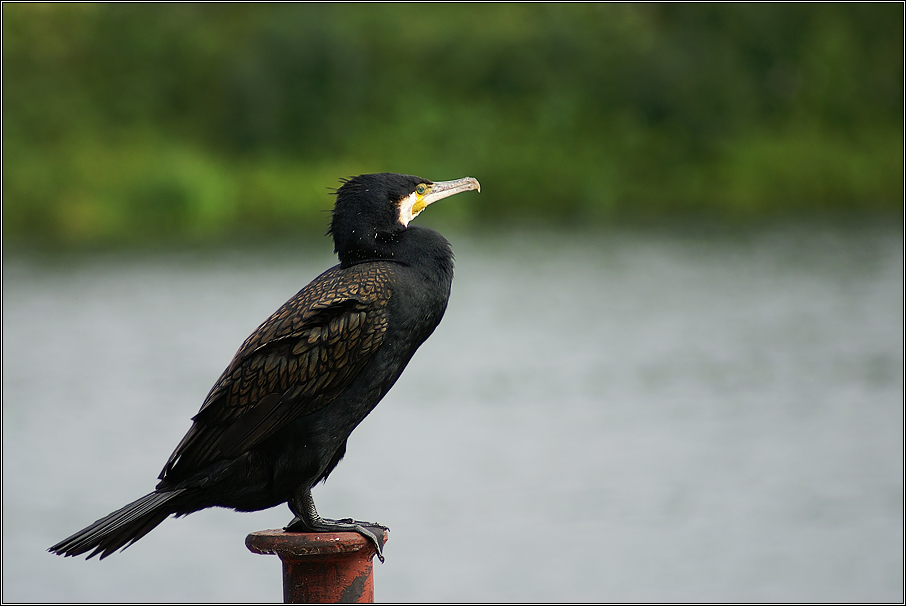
[246, 529, 388, 603]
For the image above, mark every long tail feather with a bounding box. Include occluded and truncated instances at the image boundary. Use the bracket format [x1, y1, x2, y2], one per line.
[49, 489, 186, 559]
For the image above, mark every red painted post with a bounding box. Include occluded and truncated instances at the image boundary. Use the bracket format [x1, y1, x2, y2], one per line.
[246, 529, 388, 603]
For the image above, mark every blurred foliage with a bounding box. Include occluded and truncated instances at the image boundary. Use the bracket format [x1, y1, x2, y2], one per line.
[2, 4, 903, 248]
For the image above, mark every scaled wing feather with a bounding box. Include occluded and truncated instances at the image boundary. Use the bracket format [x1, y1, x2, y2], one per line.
[158, 264, 391, 484]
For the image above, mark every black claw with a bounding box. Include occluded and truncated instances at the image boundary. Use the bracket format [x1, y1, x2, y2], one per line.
[283, 516, 306, 532]
[355, 522, 387, 563]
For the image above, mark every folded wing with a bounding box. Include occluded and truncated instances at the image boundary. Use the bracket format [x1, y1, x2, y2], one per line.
[158, 264, 392, 486]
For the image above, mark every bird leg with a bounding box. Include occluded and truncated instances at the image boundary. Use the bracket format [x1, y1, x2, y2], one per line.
[285, 487, 388, 563]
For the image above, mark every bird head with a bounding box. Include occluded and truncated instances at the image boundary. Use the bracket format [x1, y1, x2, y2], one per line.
[329, 173, 480, 266]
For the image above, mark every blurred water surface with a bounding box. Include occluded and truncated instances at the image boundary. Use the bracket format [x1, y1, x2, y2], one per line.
[3, 226, 903, 602]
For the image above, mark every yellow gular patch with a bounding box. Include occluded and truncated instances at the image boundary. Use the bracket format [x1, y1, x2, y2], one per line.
[398, 185, 432, 227]
[411, 197, 428, 216]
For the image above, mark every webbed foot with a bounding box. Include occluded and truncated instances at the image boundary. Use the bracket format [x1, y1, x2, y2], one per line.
[286, 489, 388, 562]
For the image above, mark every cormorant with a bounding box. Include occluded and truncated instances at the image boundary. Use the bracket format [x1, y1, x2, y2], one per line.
[49, 173, 480, 562]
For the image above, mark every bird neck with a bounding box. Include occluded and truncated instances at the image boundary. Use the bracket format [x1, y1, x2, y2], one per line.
[336, 225, 453, 285]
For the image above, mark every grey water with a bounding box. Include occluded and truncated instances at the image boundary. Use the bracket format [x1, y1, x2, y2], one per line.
[3, 225, 903, 602]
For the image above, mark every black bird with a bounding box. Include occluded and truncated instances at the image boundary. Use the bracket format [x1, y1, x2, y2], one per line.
[49, 173, 480, 562]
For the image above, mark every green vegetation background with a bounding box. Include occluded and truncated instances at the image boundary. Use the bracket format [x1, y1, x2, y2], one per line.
[3, 4, 903, 248]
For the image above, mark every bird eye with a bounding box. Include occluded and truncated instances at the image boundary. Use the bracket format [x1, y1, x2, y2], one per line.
[416, 184, 427, 196]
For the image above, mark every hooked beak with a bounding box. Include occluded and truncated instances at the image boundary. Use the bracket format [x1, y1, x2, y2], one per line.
[400, 176, 481, 226]
[423, 177, 481, 205]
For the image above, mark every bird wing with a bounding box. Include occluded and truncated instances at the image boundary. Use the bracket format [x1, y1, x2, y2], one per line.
[158, 263, 392, 485]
